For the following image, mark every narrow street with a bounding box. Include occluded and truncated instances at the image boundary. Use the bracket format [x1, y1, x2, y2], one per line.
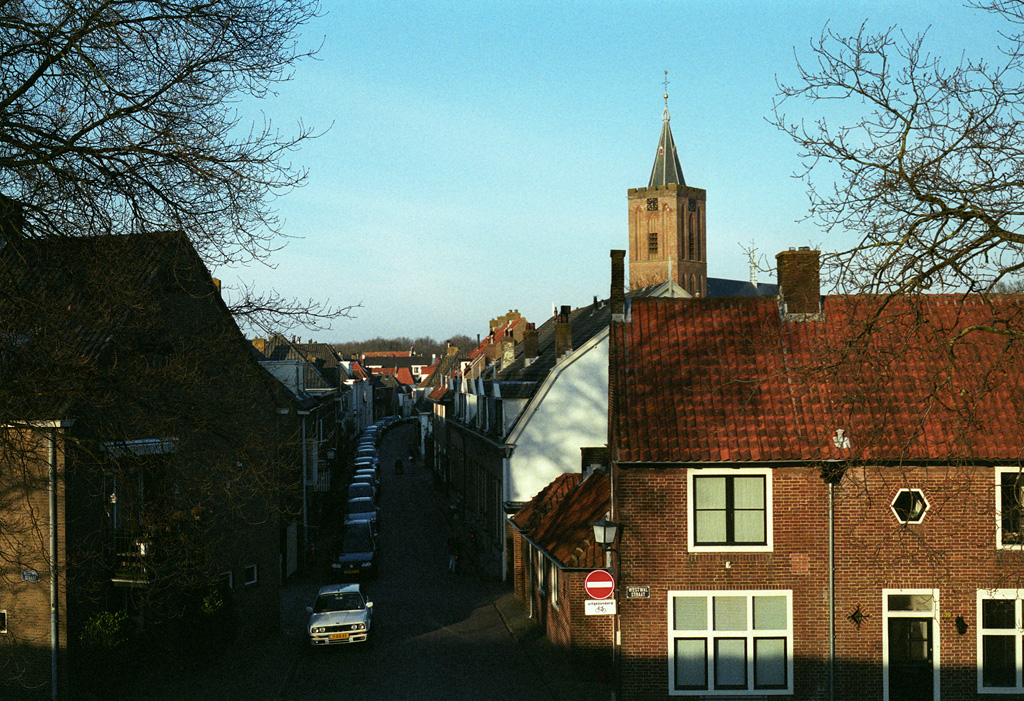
[279, 420, 551, 700]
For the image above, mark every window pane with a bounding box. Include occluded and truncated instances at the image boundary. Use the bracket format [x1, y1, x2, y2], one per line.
[982, 599, 1016, 629]
[734, 510, 766, 543]
[695, 511, 726, 544]
[695, 477, 726, 509]
[887, 594, 933, 612]
[674, 639, 707, 689]
[753, 596, 787, 630]
[982, 635, 1016, 688]
[714, 596, 747, 631]
[754, 638, 787, 688]
[733, 476, 765, 508]
[674, 597, 707, 631]
[714, 638, 747, 688]
[1001, 472, 1024, 543]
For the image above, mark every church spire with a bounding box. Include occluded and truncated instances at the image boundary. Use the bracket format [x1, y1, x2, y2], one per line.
[648, 71, 685, 187]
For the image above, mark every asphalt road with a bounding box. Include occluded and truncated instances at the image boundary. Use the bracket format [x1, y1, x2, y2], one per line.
[280, 421, 551, 701]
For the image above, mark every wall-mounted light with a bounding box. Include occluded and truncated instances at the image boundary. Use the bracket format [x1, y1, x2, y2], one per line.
[955, 616, 968, 635]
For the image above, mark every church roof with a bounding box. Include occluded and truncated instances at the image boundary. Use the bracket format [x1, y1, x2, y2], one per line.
[648, 104, 685, 187]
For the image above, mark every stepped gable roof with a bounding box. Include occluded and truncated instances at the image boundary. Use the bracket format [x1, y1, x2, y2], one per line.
[511, 471, 609, 570]
[613, 294, 1024, 464]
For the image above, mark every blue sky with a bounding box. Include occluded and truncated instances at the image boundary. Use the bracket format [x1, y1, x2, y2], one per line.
[221, 0, 1005, 343]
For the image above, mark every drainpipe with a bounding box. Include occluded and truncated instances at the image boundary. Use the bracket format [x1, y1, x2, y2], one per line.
[49, 428, 58, 701]
[299, 411, 310, 568]
[829, 479, 835, 701]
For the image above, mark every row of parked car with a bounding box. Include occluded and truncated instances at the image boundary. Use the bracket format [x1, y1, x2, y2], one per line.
[306, 416, 401, 647]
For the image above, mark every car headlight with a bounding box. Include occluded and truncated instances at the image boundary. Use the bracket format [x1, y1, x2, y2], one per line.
[353, 623, 366, 631]
[362, 561, 373, 567]
[312, 626, 326, 634]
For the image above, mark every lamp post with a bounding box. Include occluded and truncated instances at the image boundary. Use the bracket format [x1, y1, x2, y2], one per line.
[592, 517, 622, 700]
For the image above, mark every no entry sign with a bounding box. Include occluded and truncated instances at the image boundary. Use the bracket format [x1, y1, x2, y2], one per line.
[584, 569, 615, 599]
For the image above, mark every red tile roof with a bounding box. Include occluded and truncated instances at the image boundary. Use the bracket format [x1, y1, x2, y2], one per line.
[512, 471, 609, 569]
[612, 294, 1024, 464]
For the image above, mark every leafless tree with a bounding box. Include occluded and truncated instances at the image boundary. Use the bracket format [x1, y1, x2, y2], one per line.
[771, 1, 1024, 592]
[0, 0, 352, 331]
[771, 1, 1024, 303]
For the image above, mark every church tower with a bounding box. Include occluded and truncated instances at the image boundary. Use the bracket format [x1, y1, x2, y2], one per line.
[627, 82, 707, 295]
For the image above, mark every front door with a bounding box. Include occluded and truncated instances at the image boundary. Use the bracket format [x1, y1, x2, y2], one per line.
[887, 617, 934, 701]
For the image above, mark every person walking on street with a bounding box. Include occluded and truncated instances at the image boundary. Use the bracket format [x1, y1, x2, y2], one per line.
[447, 532, 461, 573]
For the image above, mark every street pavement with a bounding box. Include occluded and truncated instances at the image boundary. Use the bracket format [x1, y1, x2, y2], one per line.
[124, 419, 611, 701]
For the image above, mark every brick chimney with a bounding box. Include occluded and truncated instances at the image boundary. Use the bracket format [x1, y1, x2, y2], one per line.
[555, 305, 573, 360]
[523, 323, 538, 366]
[776, 247, 822, 320]
[610, 250, 626, 322]
[501, 336, 515, 370]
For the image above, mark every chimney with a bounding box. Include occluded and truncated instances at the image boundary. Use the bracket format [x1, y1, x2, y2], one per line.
[610, 250, 626, 322]
[776, 247, 822, 319]
[523, 323, 538, 366]
[555, 305, 573, 360]
[500, 336, 515, 370]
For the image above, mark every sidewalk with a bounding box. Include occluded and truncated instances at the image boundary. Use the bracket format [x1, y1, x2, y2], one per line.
[490, 585, 613, 701]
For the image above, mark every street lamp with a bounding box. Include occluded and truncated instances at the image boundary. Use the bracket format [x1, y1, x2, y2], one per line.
[591, 517, 620, 570]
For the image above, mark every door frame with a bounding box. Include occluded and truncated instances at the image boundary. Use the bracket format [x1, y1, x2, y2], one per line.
[882, 588, 940, 701]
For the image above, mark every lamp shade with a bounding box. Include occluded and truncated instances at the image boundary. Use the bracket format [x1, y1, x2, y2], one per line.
[591, 518, 620, 547]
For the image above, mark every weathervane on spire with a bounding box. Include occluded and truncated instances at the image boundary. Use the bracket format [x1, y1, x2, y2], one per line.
[662, 70, 671, 121]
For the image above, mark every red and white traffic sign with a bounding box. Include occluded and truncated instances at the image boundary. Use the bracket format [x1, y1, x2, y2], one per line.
[584, 569, 615, 600]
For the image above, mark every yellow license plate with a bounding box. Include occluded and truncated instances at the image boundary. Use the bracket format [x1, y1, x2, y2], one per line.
[329, 632, 349, 640]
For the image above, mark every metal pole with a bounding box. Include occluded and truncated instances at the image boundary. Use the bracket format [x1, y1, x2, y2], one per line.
[48, 429, 58, 700]
[829, 480, 835, 701]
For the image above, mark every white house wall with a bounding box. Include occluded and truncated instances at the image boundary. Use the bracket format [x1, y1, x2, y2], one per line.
[505, 329, 608, 505]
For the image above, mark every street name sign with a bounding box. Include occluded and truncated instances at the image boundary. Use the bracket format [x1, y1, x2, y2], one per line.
[584, 569, 615, 599]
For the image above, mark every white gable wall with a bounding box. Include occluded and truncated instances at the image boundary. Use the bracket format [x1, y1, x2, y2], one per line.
[505, 328, 609, 506]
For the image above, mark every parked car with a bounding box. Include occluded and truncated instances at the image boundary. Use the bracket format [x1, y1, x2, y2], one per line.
[347, 481, 377, 504]
[354, 456, 379, 471]
[351, 471, 380, 491]
[324, 520, 378, 580]
[306, 583, 373, 646]
[345, 497, 380, 536]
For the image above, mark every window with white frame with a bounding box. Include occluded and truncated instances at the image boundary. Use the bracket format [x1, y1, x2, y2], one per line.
[688, 468, 773, 552]
[244, 564, 258, 585]
[977, 589, 1023, 693]
[996, 467, 1024, 548]
[0, 610, 7, 634]
[668, 590, 792, 695]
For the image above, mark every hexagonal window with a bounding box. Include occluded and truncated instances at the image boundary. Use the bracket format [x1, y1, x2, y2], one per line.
[891, 489, 929, 524]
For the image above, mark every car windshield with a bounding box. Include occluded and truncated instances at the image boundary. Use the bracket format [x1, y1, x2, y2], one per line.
[313, 591, 365, 613]
[341, 529, 373, 552]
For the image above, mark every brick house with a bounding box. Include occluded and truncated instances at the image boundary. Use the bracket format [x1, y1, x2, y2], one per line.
[509, 469, 613, 668]
[0, 233, 287, 698]
[606, 248, 1024, 700]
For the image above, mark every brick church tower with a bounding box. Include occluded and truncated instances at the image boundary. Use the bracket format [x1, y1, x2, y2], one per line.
[627, 88, 707, 295]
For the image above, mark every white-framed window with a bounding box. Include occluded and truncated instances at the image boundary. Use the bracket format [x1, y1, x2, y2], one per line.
[244, 564, 258, 586]
[0, 610, 7, 634]
[668, 590, 792, 695]
[218, 571, 233, 590]
[688, 468, 773, 553]
[977, 589, 1024, 693]
[882, 589, 939, 701]
[996, 467, 1024, 549]
[547, 558, 559, 609]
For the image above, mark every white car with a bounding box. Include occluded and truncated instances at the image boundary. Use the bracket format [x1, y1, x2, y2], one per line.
[306, 583, 373, 646]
